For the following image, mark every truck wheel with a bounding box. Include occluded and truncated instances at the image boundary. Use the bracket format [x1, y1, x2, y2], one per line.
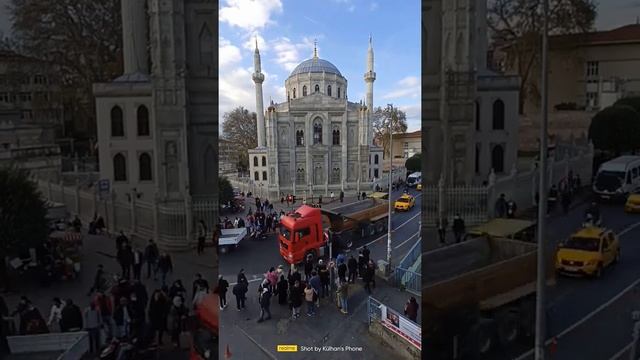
[496, 310, 519, 346]
[472, 320, 494, 355]
[375, 222, 385, 234]
[369, 225, 376, 237]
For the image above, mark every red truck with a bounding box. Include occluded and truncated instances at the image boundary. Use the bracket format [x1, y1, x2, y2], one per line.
[190, 294, 219, 360]
[278, 198, 389, 264]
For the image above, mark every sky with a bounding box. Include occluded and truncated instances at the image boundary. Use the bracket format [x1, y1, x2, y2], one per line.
[218, 0, 421, 131]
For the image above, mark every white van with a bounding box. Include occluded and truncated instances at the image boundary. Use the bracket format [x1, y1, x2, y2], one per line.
[406, 172, 422, 187]
[593, 156, 640, 200]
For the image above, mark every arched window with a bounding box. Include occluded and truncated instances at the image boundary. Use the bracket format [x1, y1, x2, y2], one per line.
[113, 153, 127, 181]
[253, 156, 258, 167]
[327, 85, 332, 97]
[332, 129, 340, 145]
[374, 154, 379, 165]
[111, 106, 124, 137]
[492, 99, 505, 130]
[139, 152, 152, 181]
[491, 144, 505, 173]
[254, 171, 259, 181]
[331, 167, 340, 183]
[313, 120, 323, 144]
[137, 105, 150, 136]
[315, 84, 320, 93]
[293, 88, 296, 98]
[374, 168, 379, 178]
[303, 85, 307, 96]
[199, 24, 214, 65]
[262, 156, 266, 166]
[296, 130, 304, 146]
[262, 171, 267, 181]
[338, 87, 341, 98]
[296, 168, 305, 183]
[475, 100, 480, 131]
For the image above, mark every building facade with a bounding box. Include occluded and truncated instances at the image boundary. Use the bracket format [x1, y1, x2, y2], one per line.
[248, 40, 383, 199]
[390, 130, 421, 160]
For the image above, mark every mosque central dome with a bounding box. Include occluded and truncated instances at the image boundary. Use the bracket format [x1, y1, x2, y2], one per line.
[289, 57, 342, 77]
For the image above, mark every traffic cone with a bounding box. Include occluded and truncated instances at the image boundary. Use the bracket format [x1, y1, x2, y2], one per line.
[225, 344, 232, 359]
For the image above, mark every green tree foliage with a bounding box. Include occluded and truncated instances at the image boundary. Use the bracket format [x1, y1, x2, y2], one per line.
[488, 0, 596, 113]
[219, 176, 235, 206]
[10, 0, 122, 138]
[405, 153, 422, 173]
[372, 105, 408, 158]
[0, 166, 48, 258]
[221, 107, 258, 171]
[589, 105, 640, 155]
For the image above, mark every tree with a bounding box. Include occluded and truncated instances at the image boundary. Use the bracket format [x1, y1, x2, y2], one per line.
[405, 153, 422, 173]
[372, 105, 407, 158]
[588, 105, 640, 156]
[219, 176, 234, 206]
[10, 0, 123, 138]
[488, 0, 596, 114]
[222, 107, 258, 171]
[0, 166, 48, 287]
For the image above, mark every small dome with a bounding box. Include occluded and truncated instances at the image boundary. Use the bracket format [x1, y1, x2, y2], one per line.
[289, 58, 342, 77]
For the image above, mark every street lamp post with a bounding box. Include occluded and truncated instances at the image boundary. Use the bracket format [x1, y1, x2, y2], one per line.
[387, 104, 393, 270]
[535, 1, 550, 359]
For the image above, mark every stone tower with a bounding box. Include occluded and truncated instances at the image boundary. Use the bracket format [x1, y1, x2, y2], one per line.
[253, 39, 266, 148]
[363, 36, 375, 146]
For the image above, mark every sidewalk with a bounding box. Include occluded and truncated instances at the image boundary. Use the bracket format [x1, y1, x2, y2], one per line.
[220, 276, 419, 359]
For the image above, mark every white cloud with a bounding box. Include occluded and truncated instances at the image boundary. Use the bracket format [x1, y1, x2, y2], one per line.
[332, 0, 356, 12]
[242, 32, 269, 52]
[219, 0, 283, 31]
[272, 37, 314, 72]
[219, 37, 243, 69]
[219, 67, 255, 118]
[381, 76, 421, 100]
[398, 103, 421, 132]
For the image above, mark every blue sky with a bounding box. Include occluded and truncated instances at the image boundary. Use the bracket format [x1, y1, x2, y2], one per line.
[219, 0, 422, 131]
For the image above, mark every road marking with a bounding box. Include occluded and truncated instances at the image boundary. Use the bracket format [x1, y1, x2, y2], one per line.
[356, 212, 421, 250]
[609, 342, 633, 360]
[394, 232, 419, 250]
[229, 278, 263, 286]
[515, 220, 640, 360]
[233, 324, 279, 360]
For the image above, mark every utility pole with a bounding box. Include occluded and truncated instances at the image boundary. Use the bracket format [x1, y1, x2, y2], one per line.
[535, 1, 550, 359]
[387, 104, 394, 269]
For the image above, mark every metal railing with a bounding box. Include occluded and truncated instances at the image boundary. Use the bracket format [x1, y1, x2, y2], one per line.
[367, 296, 421, 348]
[399, 238, 421, 270]
[394, 267, 421, 296]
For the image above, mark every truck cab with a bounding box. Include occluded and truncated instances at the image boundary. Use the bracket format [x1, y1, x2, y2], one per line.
[279, 206, 329, 264]
[190, 294, 219, 360]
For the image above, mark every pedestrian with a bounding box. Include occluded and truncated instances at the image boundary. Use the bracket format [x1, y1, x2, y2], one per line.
[131, 279, 149, 309]
[169, 280, 187, 302]
[132, 247, 144, 281]
[116, 231, 129, 251]
[93, 291, 113, 340]
[347, 255, 358, 283]
[157, 253, 173, 286]
[337, 260, 347, 283]
[357, 193, 360, 201]
[148, 290, 169, 345]
[304, 283, 316, 316]
[336, 280, 349, 314]
[83, 301, 102, 353]
[117, 245, 133, 279]
[452, 214, 466, 243]
[237, 268, 248, 286]
[88, 264, 106, 295]
[168, 296, 188, 348]
[362, 245, 370, 264]
[304, 255, 314, 281]
[193, 284, 208, 310]
[276, 275, 288, 305]
[144, 239, 159, 280]
[113, 297, 131, 339]
[357, 252, 366, 279]
[317, 260, 330, 298]
[47, 298, 63, 332]
[330, 192, 335, 202]
[404, 297, 419, 323]
[19, 300, 47, 335]
[363, 262, 374, 294]
[192, 273, 210, 300]
[217, 275, 229, 310]
[362, 192, 366, 200]
[257, 287, 272, 323]
[506, 199, 517, 218]
[437, 217, 448, 245]
[336, 252, 346, 265]
[60, 299, 83, 332]
[290, 280, 303, 319]
[232, 281, 248, 311]
[339, 191, 344, 203]
[111, 279, 131, 313]
[495, 193, 507, 218]
[197, 220, 207, 254]
[308, 271, 321, 307]
[288, 266, 302, 290]
[267, 267, 278, 293]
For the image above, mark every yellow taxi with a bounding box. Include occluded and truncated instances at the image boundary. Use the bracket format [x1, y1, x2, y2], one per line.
[416, 183, 422, 190]
[625, 191, 640, 213]
[555, 227, 620, 278]
[394, 194, 415, 212]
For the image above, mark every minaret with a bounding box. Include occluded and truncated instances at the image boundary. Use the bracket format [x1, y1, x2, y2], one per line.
[121, 0, 148, 74]
[364, 35, 376, 113]
[252, 38, 266, 148]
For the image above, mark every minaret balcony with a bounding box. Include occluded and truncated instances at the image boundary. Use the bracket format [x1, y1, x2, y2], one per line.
[252, 72, 265, 83]
[364, 71, 376, 81]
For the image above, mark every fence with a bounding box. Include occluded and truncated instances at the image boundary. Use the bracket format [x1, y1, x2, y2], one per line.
[368, 296, 421, 350]
[38, 179, 217, 251]
[422, 142, 594, 227]
[394, 268, 421, 296]
[7, 331, 89, 360]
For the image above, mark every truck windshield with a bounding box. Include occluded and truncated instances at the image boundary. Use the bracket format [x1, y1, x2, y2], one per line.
[595, 171, 625, 191]
[564, 237, 600, 252]
[279, 225, 291, 241]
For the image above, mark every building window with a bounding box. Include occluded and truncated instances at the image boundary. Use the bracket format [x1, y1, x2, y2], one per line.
[137, 105, 150, 136]
[315, 84, 320, 93]
[19, 92, 32, 102]
[20, 75, 30, 85]
[293, 88, 296, 98]
[262, 171, 267, 181]
[492, 99, 505, 130]
[475, 100, 480, 131]
[199, 24, 214, 64]
[313, 121, 323, 144]
[139, 153, 152, 181]
[491, 144, 505, 173]
[586, 92, 598, 107]
[33, 75, 47, 85]
[262, 156, 266, 166]
[332, 129, 340, 145]
[303, 86, 307, 96]
[331, 168, 340, 183]
[374, 168, 379, 178]
[338, 87, 341, 98]
[296, 130, 304, 146]
[254, 171, 259, 181]
[374, 154, 379, 165]
[0, 92, 9, 103]
[253, 156, 258, 167]
[327, 85, 332, 96]
[586, 61, 599, 77]
[113, 153, 127, 181]
[296, 168, 305, 183]
[111, 106, 124, 137]
[475, 143, 480, 174]
[287, 93, 290, 101]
